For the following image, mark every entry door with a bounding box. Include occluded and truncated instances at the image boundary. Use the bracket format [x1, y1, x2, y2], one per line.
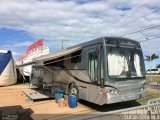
[88, 50, 98, 84]
[88, 44, 107, 104]
[88, 45, 104, 104]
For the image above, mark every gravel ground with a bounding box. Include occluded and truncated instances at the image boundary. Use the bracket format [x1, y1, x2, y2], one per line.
[0, 84, 94, 120]
[0, 84, 159, 120]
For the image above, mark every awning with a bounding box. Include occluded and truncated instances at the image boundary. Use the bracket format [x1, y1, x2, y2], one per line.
[16, 61, 35, 67]
[33, 46, 82, 62]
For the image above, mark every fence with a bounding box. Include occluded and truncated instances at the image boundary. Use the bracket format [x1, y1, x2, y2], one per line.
[73, 98, 160, 120]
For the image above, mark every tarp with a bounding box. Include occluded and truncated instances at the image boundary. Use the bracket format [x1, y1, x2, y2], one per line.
[34, 46, 82, 62]
[0, 50, 17, 86]
[0, 51, 11, 75]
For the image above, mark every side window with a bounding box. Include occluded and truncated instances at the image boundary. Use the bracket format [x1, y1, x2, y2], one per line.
[71, 50, 81, 63]
[88, 52, 98, 83]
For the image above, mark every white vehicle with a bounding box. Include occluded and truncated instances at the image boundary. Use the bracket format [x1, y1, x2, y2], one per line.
[0, 50, 17, 86]
[31, 37, 147, 105]
[146, 68, 160, 74]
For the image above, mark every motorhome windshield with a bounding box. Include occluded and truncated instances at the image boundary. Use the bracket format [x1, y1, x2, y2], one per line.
[107, 47, 145, 79]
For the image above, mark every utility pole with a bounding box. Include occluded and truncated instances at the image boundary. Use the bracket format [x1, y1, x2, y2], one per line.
[61, 39, 69, 49]
[146, 38, 153, 82]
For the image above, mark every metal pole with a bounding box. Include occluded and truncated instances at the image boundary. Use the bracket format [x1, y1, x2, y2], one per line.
[146, 38, 152, 82]
[61, 39, 70, 49]
[62, 40, 63, 49]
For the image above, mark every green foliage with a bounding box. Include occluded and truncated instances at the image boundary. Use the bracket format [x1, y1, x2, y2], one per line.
[145, 53, 159, 61]
[136, 89, 160, 105]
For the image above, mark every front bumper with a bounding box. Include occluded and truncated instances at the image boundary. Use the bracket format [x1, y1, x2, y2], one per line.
[106, 89, 147, 104]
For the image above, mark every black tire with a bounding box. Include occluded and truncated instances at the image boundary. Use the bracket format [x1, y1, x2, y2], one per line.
[69, 83, 79, 101]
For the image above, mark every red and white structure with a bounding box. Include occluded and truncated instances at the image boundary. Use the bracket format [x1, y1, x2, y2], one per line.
[16, 39, 49, 76]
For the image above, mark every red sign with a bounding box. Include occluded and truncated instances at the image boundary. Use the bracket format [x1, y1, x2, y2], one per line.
[17, 39, 44, 61]
[26, 39, 43, 54]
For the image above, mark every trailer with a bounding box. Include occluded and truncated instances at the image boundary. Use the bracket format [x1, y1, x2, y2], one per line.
[30, 36, 147, 105]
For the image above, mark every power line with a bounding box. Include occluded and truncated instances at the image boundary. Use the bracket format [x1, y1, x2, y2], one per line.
[140, 36, 160, 43]
[106, 0, 160, 26]
[105, 0, 160, 37]
[125, 27, 160, 42]
[121, 24, 160, 37]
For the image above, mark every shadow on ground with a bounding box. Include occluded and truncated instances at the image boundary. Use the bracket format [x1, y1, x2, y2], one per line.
[79, 100, 141, 112]
[0, 105, 33, 120]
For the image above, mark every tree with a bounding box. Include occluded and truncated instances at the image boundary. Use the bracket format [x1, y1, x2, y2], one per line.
[145, 53, 159, 61]
[145, 53, 159, 81]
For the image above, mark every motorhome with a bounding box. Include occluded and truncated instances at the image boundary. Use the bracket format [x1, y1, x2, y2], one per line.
[31, 37, 147, 105]
[0, 50, 17, 86]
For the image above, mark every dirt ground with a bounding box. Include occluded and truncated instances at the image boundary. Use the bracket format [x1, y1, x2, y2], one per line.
[1, 84, 159, 120]
[0, 84, 95, 120]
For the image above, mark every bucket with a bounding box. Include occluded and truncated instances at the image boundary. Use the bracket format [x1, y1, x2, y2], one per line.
[64, 95, 68, 106]
[68, 95, 76, 108]
[58, 98, 66, 107]
[55, 92, 63, 103]
[54, 87, 65, 103]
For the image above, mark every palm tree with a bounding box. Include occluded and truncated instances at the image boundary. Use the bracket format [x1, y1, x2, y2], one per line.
[145, 53, 159, 61]
[145, 53, 159, 81]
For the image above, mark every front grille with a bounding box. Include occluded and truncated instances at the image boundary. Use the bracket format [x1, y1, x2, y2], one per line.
[119, 88, 141, 94]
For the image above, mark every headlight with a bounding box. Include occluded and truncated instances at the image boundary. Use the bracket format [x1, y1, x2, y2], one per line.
[107, 89, 119, 94]
[100, 88, 119, 95]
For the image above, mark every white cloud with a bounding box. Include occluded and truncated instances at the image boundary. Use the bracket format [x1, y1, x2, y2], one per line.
[0, 0, 159, 58]
[12, 51, 21, 56]
[13, 41, 33, 47]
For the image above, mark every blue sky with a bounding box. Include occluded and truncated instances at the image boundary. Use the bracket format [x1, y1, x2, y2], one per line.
[0, 0, 160, 69]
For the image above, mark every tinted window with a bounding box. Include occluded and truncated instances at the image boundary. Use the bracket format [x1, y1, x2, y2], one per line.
[88, 52, 98, 83]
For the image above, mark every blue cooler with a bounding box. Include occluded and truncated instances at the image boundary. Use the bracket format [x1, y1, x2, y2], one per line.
[54, 87, 65, 103]
[54, 92, 63, 103]
[68, 95, 76, 108]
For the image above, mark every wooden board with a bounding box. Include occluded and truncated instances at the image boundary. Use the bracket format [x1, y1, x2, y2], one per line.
[22, 89, 51, 100]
